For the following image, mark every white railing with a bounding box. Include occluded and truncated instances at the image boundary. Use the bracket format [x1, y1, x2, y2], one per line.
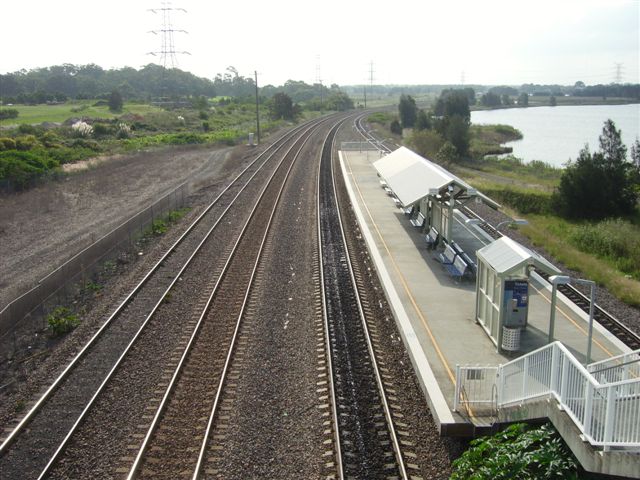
[588, 349, 640, 385]
[455, 342, 640, 451]
[454, 365, 499, 416]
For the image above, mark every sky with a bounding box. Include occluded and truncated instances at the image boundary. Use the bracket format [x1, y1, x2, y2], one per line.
[1, 0, 639, 87]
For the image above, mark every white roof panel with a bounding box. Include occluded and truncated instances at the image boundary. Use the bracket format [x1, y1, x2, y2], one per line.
[372, 147, 499, 208]
[477, 236, 561, 276]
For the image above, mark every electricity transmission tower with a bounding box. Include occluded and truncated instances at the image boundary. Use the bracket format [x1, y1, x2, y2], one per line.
[613, 63, 624, 84]
[148, 2, 190, 70]
[364, 61, 374, 108]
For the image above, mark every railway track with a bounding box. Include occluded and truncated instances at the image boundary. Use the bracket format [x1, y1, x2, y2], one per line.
[319, 121, 409, 478]
[354, 113, 394, 153]
[0, 117, 333, 479]
[459, 205, 640, 351]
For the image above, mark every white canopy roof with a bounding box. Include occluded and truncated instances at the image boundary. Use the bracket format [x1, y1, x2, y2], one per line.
[476, 236, 561, 277]
[373, 147, 499, 208]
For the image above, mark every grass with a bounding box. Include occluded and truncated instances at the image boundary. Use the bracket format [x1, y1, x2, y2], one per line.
[0, 102, 162, 126]
[520, 215, 640, 307]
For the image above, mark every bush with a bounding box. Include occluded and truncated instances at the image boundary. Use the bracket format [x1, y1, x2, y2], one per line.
[93, 123, 112, 136]
[483, 186, 553, 214]
[202, 121, 210, 132]
[0, 137, 16, 150]
[0, 150, 59, 187]
[390, 119, 402, 135]
[47, 307, 79, 336]
[18, 123, 37, 135]
[0, 108, 19, 120]
[15, 135, 38, 151]
[451, 423, 578, 480]
[409, 130, 445, 159]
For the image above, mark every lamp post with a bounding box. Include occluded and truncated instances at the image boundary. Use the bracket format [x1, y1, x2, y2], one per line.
[548, 275, 571, 342]
[576, 279, 596, 364]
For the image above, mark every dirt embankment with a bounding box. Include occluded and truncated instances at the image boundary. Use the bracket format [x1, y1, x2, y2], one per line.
[0, 145, 237, 308]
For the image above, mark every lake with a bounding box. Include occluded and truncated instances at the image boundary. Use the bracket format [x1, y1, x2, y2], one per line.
[471, 104, 640, 167]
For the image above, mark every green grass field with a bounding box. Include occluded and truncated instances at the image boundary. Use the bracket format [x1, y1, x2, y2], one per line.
[0, 102, 162, 126]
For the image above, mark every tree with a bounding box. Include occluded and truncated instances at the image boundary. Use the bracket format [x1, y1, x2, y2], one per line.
[415, 109, 431, 131]
[446, 115, 470, 157]
[436, 141, 458, 164]
[517, 92, 529, 106]
[108, 89, 123, 112]
[390, 119, 403, 136]
[631, 138, 640, 169]
[325, 91, 354, 111]
[553, 120, 638, 219]
[398, 94, 417, 128]
[481, 92, 501, 107]
[268, 92, 295, 120]
[501, 94, 513, 106]
[549, 95, 557, 106]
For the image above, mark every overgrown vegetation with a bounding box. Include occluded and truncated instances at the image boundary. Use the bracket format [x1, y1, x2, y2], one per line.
[451, 423, 578, 480]
[47, 306, 80, 336]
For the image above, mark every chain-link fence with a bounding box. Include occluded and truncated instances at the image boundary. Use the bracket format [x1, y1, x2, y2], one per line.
[0, 182, 188, 360]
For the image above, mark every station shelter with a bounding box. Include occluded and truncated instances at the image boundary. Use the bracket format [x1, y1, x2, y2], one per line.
[475, 236, 562, 352]
[373, 147, 499, 243]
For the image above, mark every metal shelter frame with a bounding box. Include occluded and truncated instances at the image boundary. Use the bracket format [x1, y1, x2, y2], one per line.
[372, 147, 499, 243]
[475, 236, 561, 352]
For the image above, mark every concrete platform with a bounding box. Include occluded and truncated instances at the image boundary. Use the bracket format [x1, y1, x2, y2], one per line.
[338, 150, 631, 436]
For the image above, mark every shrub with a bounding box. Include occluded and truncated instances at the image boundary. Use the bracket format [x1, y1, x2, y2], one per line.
[451, 423, 578, 480]
[483, 186, 553, 214]
[18, 123, 37, 135]
[71, 121, 94, 137]
[202, 121, 210, 132]
[116, 123, 131, 139]
[0, 137, 16, 150]
[0, 108, 19, 120]
[40, 131, 62, 148]
[390, 119, 402, 135]
[0, 150, 58, 187]
[15, 135, 38, 151]
[47, 306, 79, 336]
[93, 123, 112, 136]
[409, 129, 445, 159]
[199, 110, 209, 120]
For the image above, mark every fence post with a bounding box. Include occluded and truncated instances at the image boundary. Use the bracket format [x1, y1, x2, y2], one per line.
[522, 356, 530, 400]
[559, 353, 570, 410]
[550, 343, 559, 394]
[583, 380, 594, 439]
[603, 385, 616, 451]
[454, 365, 461, 412]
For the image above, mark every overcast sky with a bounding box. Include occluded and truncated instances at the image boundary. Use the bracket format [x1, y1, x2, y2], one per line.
[2, 0, 638, 86]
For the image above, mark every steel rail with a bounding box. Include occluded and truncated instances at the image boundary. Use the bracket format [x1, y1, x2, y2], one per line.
[354, 113, 394, 153]
[188, 119, 331, 480]
[321, 118, 408, 479]
[31, 120, 328, 479]
[0, 120, 322, 458]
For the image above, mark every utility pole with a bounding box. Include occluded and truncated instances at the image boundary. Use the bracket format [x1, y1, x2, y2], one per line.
[255, 70, 260, 144]
[369, 60, 375, 106]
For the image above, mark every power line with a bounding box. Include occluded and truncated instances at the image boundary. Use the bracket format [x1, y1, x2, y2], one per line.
[613, 63, 624, 84]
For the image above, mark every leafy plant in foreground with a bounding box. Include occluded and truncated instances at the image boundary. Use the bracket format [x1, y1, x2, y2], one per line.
[450, 423, 578, 480]
[47, 306, 80, 336]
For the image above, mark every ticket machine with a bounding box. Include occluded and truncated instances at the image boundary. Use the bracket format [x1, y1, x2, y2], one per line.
[503, 280, 529, 329]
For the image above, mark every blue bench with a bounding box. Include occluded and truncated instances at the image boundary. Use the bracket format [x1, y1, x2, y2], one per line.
[445, 255, 469, 281]
[425, 227, 439, 249]
[403, 205, 414, 216]
[460, 252, 477, 279]
[410, 212, 426, 228]
[437, 244, 457, 265]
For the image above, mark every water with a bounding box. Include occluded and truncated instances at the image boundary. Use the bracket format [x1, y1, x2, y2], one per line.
[471, 104, 640, 167]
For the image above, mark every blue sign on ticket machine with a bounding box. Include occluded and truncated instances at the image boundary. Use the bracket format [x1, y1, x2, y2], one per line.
[503, 280, 529, 329]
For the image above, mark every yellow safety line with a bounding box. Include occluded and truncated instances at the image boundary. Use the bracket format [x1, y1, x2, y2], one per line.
[343, 156, 456, 386]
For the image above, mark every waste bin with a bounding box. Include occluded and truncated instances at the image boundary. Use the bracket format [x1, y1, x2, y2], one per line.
[502, 326, 521, 352]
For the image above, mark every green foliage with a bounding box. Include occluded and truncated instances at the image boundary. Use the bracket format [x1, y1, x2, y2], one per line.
[47, 306, 80, 336]
[368, 112, 393, 124]
[550, 95, 557, 106]
[0, 108, 19, 120]
[554, 120, 638, 219]
[518, 92, 529, 106]
[569, 219, 640, 279]
[108, 90, 123, 112]
[269, 92, 296, 120]
[436, 141, 458, 164]
[409, 130, 445, 159]
[0, 150, 59, 188]
[484, 185, 553, 214]
[15, 135, 38, 151]
[398, 94, 417, 128]
[450, 423, 578, 480]
[390, 119, 402, 135]
[92, 123, 112, 136]
[0, 137, 16, 150]
[325, 91, 354, 111]
[18, 123, 38, 135]
[481, 91, 501, 107]
[415, 109, 431, 131]
[202, 121, 210, 132]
